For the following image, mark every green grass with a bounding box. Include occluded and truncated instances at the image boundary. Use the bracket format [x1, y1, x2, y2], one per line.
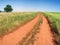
[0, 12, 38, 36]
[43, 12, 60, 45]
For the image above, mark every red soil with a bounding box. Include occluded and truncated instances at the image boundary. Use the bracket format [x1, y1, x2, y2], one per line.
[34, 14, 55, 45]
[0, 14, 40, 45]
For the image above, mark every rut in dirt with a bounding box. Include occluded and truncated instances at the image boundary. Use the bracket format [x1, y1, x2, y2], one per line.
[34, 14, 56, 45]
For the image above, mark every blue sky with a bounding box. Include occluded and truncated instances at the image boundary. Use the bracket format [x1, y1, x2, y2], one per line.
[0, 0, 60, 12]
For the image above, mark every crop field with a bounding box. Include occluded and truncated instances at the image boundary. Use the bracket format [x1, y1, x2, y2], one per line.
[43, 12, 60, 33]
[0, 12, 38, 36]
[43, 12, 60, 45]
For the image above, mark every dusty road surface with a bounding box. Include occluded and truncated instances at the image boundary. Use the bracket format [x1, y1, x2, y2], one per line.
[0, 14, 40, 45]
[34, 14, 55, 45]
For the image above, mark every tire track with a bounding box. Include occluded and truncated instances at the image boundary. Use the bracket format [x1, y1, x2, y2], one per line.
[18, 16, 41, 45]
[34, 13, 56, 45]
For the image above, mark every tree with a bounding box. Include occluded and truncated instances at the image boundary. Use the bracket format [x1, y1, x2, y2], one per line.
[4, 5, 13, 12]
[0, 10, 2, 12]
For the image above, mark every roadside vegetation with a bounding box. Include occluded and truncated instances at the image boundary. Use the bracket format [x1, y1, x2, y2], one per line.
[43, 12, 60, 45]
[0, 12, 38, 37]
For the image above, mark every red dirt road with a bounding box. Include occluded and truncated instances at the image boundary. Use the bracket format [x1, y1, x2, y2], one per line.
[34, 14, 55, 45]
[0, 13, 55, 45]
[0, 14, 40, 45]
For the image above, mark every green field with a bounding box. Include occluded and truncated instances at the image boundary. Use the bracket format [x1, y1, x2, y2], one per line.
[0, 12, 38, 36]
[43, 12, 60, 33]
[43, 12, 60, 45]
